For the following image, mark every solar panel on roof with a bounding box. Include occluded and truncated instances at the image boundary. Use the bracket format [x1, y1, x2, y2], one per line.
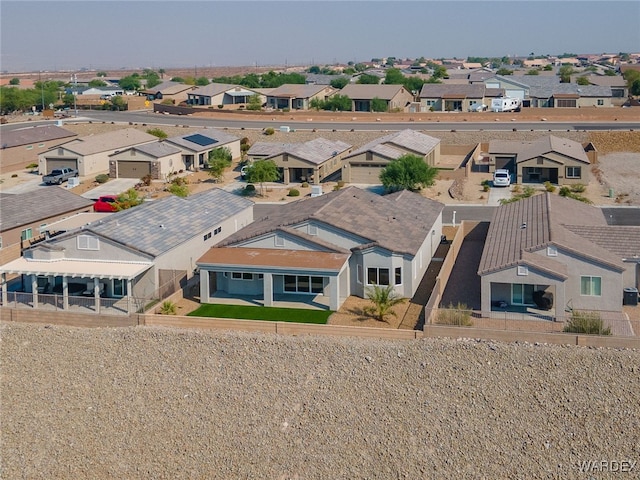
[184, 134, 218, 147]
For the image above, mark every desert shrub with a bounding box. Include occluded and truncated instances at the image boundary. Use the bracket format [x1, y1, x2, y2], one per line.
[167, 181, 189, 197]
[563, 310, 610, 335]
[159, 300, 177, 315]
[544, 181, 556, 192]
[140, 174, 152, 186]
[481, 179, 490, 187]
[26, 162, 39, 172]
[146, 127, 168, 139]
[263, 127, 275, 136]
[95, 174, 109, 184]
[436, 302, 473, 326]
[218, 104, 224, 109]
[482, 184, 490, 192]
[288, 188, 300, 197]
[337, 180, 345, 188]
[571, 183, 586, 193]
[301, 182, 309, 188]
[11, 173, 18, 178]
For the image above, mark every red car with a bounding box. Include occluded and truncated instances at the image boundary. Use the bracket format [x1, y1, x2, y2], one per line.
[93, 195, 120, 212]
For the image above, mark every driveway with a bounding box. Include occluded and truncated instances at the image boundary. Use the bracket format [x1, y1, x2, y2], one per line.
[488, 184, 512, 206]
[81, 179, 140, 200]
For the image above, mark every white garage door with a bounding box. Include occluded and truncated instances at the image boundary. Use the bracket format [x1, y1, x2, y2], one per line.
[117, 161, 151, 179]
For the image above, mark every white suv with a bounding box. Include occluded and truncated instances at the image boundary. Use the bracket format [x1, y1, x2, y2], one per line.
[493, 169, 511, 187]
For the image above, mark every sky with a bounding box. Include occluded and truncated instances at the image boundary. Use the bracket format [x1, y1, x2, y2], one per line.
[1, 0, 639, 73]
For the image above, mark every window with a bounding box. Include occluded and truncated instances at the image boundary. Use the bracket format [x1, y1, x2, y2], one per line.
[203, 232, 212, 241]
[21, 228, 33, 241]
[580, 276, 602, 296]
[517, 265, 528, 276]
[395, 267, 402, 285]
[547, 245, 558, 256]
[284, 275, 325, 293]
[77, 235, 99, 250]
[597, 99, 604, 106]
[275, 235, 285, 247]
[39, 224, 47, 234]
[566, 166, 581, 179]
[357, 265, 363, 284]
[308, 225, 318, 236]
[231, 272, 254, 280]
[38, 143, 45, 148]
[537, 158, 544, 165]
[214, 226, 222, 235]
[367, 267, 390, 286]
[26, 145, 33, 150]
[556, 99, 576, 108]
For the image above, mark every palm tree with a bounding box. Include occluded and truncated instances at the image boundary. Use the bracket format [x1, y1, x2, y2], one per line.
[364, 284, 406, 322]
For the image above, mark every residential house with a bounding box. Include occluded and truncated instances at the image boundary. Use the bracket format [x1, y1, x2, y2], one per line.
[478, 193, 639, 317]
[108, 141, 185, 180]
[0, 189, 254, 314]
[187, 83, 264, 107]
[342, 129, 441, 184]
[247, 138, 352, 184]
[197, 186, 444, 310]
[487, 135, 591, 185]
[1, 124, 77, 173]
[338, 84, 414, 112]
[140, 81, 195, 104]
[266, 84, 336, 110]
[576, 75, 628, 105]
[38, 128, 157, 177]
[305, 74, 349, 86]
[417, 84, 501, 112]
[164, 128, 241, 171]
[0, 189, 94, 265]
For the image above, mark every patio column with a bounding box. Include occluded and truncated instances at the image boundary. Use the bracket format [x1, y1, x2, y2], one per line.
[283, 168, 290, 184]
[313, 167, 320, 184]
[200, 269, 210, 304]
[31, 275, 38, 308]
[263, 273, 273, 307]
[94, 278, 101, 314]
[127, 279, 133, 313]
[62, 276, 69, 310]
[1, 273, 7, 306]
[329, 275, 340, 311]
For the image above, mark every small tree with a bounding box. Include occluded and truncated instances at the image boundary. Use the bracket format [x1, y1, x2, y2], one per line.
[247, 93, 262, 111]
[9, 78, 19, 85]
[370, 97, 388, 112]
[380, 154, 438, 193]
[496, 68, 513, 76]
[576, 76, 590, 86]
[245, 160, 279, 196]
[364, 284, 406, 322]
[330, 77, 349, 89]
[116, 188, 143, 210]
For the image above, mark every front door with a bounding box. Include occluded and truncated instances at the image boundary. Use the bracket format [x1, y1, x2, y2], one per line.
[112, 279, 127, 297]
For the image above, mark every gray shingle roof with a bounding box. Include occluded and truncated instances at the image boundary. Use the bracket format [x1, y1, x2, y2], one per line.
[221, 186, 443, 256]
[418, 83, 488, 98]
[81, 189, 253, 257]
[478, 193, 624, 276]
[0, 189, 93, 232]
[247, 142, 292, 157]
[1, 125, 77, 148]
[339, 84, 408, 100]
[346, 129, 440, 159]
[284, 138, 352, 165]
[141, 81, 194, 95]
[165, 128, 239, 153]
[517, 136, 589, 164]
[190, 83, 258, 97]
[267, 84, 335, 98]
[128, 141, 182, 158]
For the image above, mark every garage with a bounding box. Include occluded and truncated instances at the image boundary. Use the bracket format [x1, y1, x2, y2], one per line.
[348, 163, 386, 184]
[117, 161, 151, 179]
[44, 158, 78, 174]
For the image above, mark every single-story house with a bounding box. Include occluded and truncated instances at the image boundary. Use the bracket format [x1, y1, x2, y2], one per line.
[247, 138, 352, 184]
[338, 84, 414, 112]
[487, 135, 591, 185]
[576, 75, 628, 105]
[417, 84, 502, 112]
[342, 129, 441, 184]
[164, 128, 241, 171]
[38, 128, 157, 177]
[108, 141, 185, 180]
[197, 186, 444, 310]
[187, 83, 264, 107]
[266, 84, 336, 110]
[478, 193, 640, 317]
[75, 86, 125, 96]
[0, 189, 254, 314]
[140, 81, 195, 104]
[0, 124, 77, 173]
[0, 189, 94, 265]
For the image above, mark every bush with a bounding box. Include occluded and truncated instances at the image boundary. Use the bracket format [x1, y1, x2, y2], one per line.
[571, 183, 586, 193]
[26, 162, 39, 172]
[301, 182, 309, 188]
[11, 173, 18, 178]
[436, 302, 473, 326]
[140, 174, 152, 186]
[563, 310, 611, 335]
[159, 300, 177, 315]
[95, 174, 109, 184]
[288, 188, 300, 197]
[337, 180, 345, 188]
[241, 184, 256, 196]
[146, 127, 168, 139]
[218, 104, 224, 109]
[544, 181, 556, 192]
[263, 127, 275, 136]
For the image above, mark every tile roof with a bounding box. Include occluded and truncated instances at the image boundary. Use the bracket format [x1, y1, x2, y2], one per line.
[267, 84, 335, 98]
[564, 225, 640, 260]
[197, 248, 349, 271]
[127, 141, 182, 158]
[141, 81, 194, 95]
[221, 186, 443, 256]
[283, 138, 352, 165]
[165, 128, 239, 153]
[49, 128, 157, 156]
[79, 188, 253, 257]
[478, 193, 625, 276]
[1, 125, 77, 148]
[346, 129, 440, 159]
[488, 135, 589, 164]
[339, 84, 409, 100]
[0, 188, 93, 232]
[247, 142, 292, 157]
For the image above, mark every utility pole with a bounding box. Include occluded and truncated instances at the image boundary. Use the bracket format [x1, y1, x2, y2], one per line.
[39, 71, 44, 111]
[72, 73, 78, 117]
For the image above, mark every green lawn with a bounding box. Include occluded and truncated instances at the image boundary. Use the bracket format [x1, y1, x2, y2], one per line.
[187, 304, 332, 324]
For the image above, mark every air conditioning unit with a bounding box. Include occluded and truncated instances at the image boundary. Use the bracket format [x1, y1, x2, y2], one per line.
[311, 185, 323, 197]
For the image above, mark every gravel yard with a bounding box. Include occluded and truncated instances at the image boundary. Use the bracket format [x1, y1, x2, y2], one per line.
[1, 321, 638, 479]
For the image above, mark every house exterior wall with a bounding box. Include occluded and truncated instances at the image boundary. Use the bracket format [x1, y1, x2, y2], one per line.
[577, 97, 613, 108]
[388, 89, 415, 112]
[517, 154, 590, 185]
[1, 137, 77, 173]
[27, 234, 150, 263]
[109, 150, 185, 178]
[39, 148, 111, 177]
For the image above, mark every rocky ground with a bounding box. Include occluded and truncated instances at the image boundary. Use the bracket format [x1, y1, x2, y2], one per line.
[1, 321, 638, 479]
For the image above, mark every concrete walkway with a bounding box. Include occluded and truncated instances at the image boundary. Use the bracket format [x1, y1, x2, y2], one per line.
[81, 178, 140, 200]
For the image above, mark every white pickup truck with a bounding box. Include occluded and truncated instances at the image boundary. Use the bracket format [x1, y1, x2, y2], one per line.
[43, 167, 79, 185]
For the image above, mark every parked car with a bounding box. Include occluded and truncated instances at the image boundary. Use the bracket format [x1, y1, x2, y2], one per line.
[93, 195, 120, 212]
[240, 165, 250, 179]
[43, 167, 78, 185]
[493, 169, 511, 187]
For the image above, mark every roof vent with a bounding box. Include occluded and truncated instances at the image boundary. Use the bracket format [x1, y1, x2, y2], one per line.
[159, 224, 165, 229]
[520, 222, 527, 229]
